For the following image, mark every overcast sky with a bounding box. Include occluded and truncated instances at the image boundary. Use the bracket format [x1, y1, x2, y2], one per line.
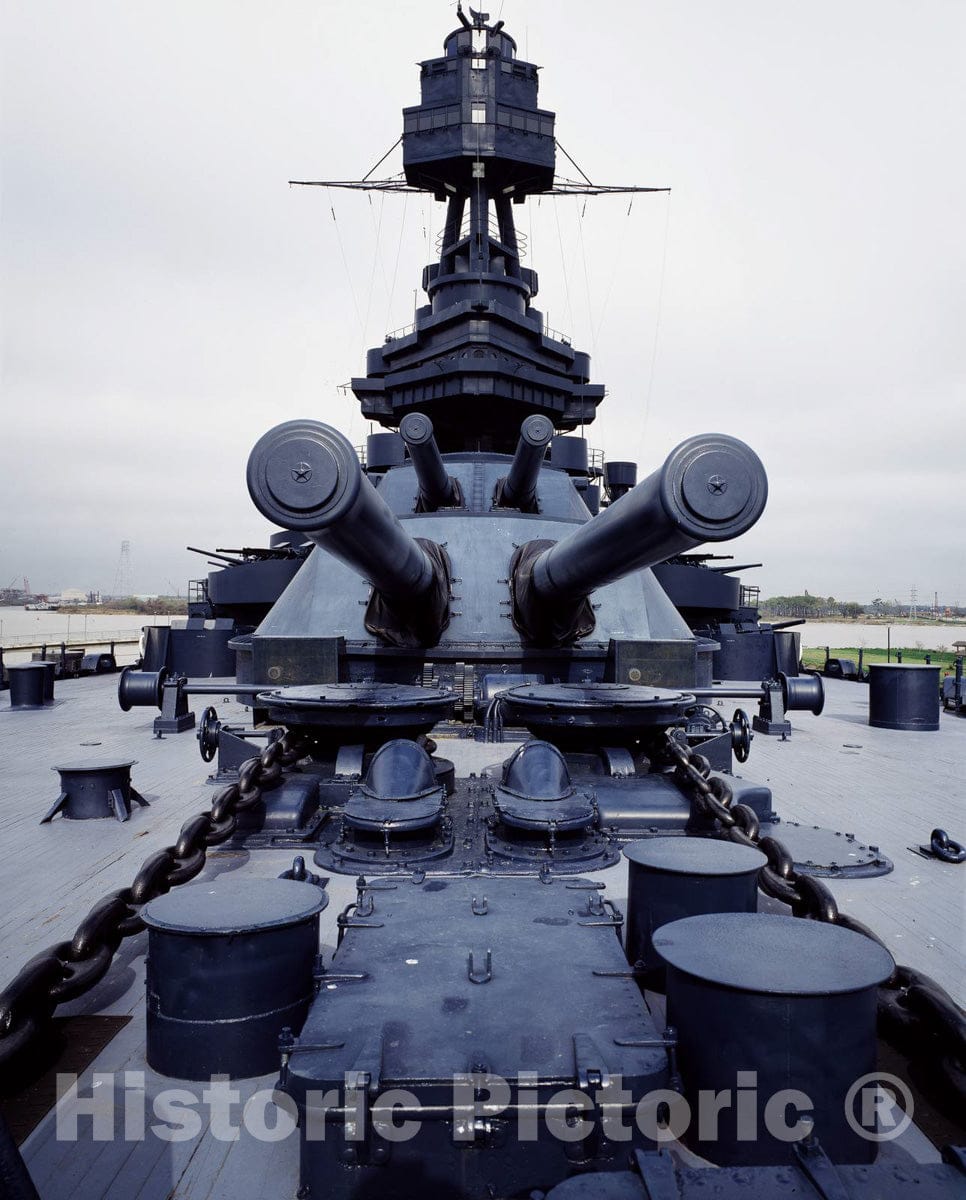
[2, 0, 964, 605]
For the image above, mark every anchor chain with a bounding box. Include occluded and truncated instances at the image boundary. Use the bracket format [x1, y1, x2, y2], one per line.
[661, 728, 966, 1103]
[929, 828, 966, 864]
[0, 730, 306, 1069]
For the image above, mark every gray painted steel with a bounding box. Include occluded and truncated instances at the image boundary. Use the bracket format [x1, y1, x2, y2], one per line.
[44, 759, 142, 822]
[247, 420, 438, 604]
[399, 412, 459, 509]
[623, 838, 765, 990]
[868, 663, 941, 731]
[530, 435, 768, 603]
[282, 874, 668, 1199]
[142, 878, 326, 1081]
[544, 1152, 966, 1198]
[6, 664, 50, 709]
[654, 913, 894, 1166]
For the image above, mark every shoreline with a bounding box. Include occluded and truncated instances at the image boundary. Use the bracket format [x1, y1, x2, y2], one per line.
[763, 614, 963, 628]
[57, 605, 186, 617]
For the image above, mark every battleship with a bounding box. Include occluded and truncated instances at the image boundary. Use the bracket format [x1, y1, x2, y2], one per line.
[1, 8, 964, 1200]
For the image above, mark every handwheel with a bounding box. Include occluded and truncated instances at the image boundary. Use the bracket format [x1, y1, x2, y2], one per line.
[730, 708, 752, 762]
[197, 706, 220, 762]
[683, 704, 728, 734]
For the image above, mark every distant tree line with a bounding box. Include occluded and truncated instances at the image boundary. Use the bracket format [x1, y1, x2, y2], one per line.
[761, 594, 965, 619]
[762, 595, 861, 618]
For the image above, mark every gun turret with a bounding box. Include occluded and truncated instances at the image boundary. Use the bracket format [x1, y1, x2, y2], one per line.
[247, 420, 450, 647]
[495, 415, 555, 511]
[399, 413, 461, 510]
[511, 434, 768, 645]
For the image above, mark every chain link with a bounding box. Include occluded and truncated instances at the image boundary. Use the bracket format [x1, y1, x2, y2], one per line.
[930, 828, 966, 864]
[3, 724, 961, 1111]
[0, 730, 306, 1069]
[661, 729, 966, 1102]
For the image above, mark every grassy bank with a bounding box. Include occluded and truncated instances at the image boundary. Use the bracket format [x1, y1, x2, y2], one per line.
[800, 646, 962, 672]
[761, 613, 965, 627]
[60, 598, 187, 617]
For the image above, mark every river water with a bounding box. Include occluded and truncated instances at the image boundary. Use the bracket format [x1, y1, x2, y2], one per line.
[0, 606, 183, 665]
[792, 620, 966, 651]
[3, 607, 963, 665]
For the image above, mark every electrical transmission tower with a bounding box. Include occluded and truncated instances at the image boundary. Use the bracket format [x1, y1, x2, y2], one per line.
[112, 540, 133, 598]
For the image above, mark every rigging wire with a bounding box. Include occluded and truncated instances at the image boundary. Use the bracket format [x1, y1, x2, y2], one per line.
[326, 187, 365, 340]
[572, 194, 601, 443]
[474, 113, 485, 300]
[554, 139, 594, 186]
[634, 189, 672, 466]
[361, 136, 403, 183]
[423, 194, 434, 284]
[362, 189, 388, 346]
[384, 191, 410, 337]
[530, 195, 537, 324]
[575, 195, 598, 362]
[552, 193, 576, 339]
[368, 187, 395, 303]
[428, 198, 435, 310]
[593, 197, 635, 349]
[325, 188, 369, 445]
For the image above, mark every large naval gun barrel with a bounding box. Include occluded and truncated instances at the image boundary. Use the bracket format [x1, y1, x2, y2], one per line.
[399, 412, 460, 510]
[496, 414, 555, 511]
[512, 433, 768, 645]
[247, 420, 451, 646]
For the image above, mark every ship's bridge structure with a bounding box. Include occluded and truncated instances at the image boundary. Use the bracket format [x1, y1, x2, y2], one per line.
[351, 8, 603, 453]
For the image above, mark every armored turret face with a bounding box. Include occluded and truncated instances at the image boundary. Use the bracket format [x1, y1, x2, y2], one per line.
[249, 15, 767, 689]
[247, 420, 452, 648]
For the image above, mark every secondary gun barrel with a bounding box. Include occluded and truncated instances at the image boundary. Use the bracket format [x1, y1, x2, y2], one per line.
[246, 420, 437, 604]
[530, 434, 768, 603]
[186, 546, 243, 566]
[497, 414, 555, 510]
[399, 413, 459, 510]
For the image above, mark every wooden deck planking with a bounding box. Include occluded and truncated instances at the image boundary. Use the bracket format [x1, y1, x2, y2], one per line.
[742, 676, 965, 1001]
[3, 675, 961, 1004]
[171, 1115, 296, 1200]
[5, 671, 963, 1197]
[23, 1022, 297, 1200]
[0, 675, 251, 977]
